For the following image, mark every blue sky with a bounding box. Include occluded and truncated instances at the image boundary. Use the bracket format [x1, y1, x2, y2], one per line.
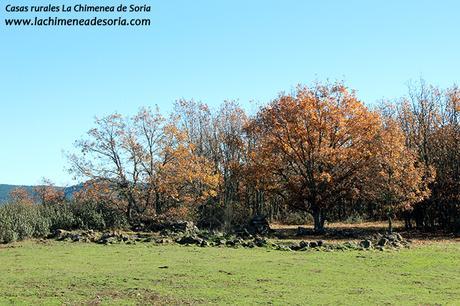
[1, 0, 459, 185]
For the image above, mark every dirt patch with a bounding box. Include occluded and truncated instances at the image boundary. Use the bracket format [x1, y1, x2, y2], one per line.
[83, 288, 201, 305]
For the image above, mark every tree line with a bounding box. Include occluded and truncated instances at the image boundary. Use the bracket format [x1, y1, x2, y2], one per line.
[4, 80, 460, 236]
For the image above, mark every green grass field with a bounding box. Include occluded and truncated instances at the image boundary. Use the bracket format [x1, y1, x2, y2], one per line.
[0, 241, 459, 305]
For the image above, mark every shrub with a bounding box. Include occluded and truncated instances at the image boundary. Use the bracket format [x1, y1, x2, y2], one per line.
[0, 203, 50, 243]
[72, 201, 128, 230]
[42, 203, 78, 231]
[0, 200, 129, 244]
[99, 203, 128, 229]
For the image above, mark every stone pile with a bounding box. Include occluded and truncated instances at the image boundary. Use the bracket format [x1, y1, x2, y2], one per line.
[133, 220, 198, 234]
[358, 232, 411, 251]
[50, 227, 411, 251]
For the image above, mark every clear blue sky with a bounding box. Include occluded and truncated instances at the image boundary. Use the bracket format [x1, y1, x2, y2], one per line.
[1, 0, 459, 186]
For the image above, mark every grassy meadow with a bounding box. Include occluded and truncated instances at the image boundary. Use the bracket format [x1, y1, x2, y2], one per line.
[0, 240, 459, 305]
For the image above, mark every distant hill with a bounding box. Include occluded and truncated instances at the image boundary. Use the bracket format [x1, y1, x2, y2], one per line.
[0, 184, 82, 204]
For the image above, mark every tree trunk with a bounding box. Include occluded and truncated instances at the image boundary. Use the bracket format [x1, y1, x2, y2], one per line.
[387, 213, 393, 234]
[312, 206, 325, 233]
[127, 202, 133, 222]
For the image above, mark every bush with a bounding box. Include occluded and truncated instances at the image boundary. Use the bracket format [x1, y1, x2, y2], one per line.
[72, 201, 128, 230]
[0, 200, 129, 244]
[0, 203, 50, 243]
[42, 203, 78, 231]
[98, 202, 129, 229]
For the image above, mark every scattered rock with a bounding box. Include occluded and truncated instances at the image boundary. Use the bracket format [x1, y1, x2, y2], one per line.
[276, 245, 292, 251]
[299, 241, 309, 249]
[49, 227, 411, 252]
[242, 241, 255, 248]
[253, 237, 268, 247]
[288, 243, 303, 251]
[135, 220, 198, 234]
[155, 238, 172, 244]
[378, 238, 389, 246]
[360, 240, 373, 249]
[176, 235, 203, 246]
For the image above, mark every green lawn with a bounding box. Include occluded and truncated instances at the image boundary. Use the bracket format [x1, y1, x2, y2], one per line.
[0, 241, 459, 305]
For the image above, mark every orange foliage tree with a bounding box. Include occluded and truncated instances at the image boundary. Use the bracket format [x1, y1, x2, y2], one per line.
[34, 178, 65, 206]
[247, 82, 429, 232]
[9, 187, 34, 205]
[69, 107, 219, 222]
[360, 116, 433, 232]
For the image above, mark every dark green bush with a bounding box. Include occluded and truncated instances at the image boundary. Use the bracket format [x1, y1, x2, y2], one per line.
[72, 201, 128, 230]
[43, 200, 128, 231]
[42, 203, 78, 231]
[98, 202, 129, 229]
[0, 200, 128, 244]
[72, 201, 106, 230]
[0, 203, 50, 243]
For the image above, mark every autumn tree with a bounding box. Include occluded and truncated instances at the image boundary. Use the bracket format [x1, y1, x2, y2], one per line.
[248, 83, 432, 231]
[9, 187, 34, 205]
[247, 82, 387, 232]
[394, 80, 460, 230]
[360, 115, 432, 233]
[173, 99, 249, 229]
[34, 178, 65, 206]
[69, 107, 219, 223]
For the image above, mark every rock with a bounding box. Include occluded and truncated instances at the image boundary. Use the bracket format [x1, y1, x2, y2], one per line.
[317, 240, 324, 247]
[378, 238, 389, 246]
[138, 220, 198, 234]
[155, 238, 171, 244]
[254, 237, 268, 247]
[276, 245, 292, 251]
[53, 229, 69, 240]
[359, 240, 373, 249]
[100, 236, 118, 245]
[235, 228, 253, 239]
[309, 241, 318, 248]
[288, 243, 302, 251]
[392, 242, 403, 248]
[176, 235, 203, 245]
[226, 238, 243, 247]
[242, 241, 255, 248]
[211, 238, 227, 246]
[299, 241, 309, 248]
